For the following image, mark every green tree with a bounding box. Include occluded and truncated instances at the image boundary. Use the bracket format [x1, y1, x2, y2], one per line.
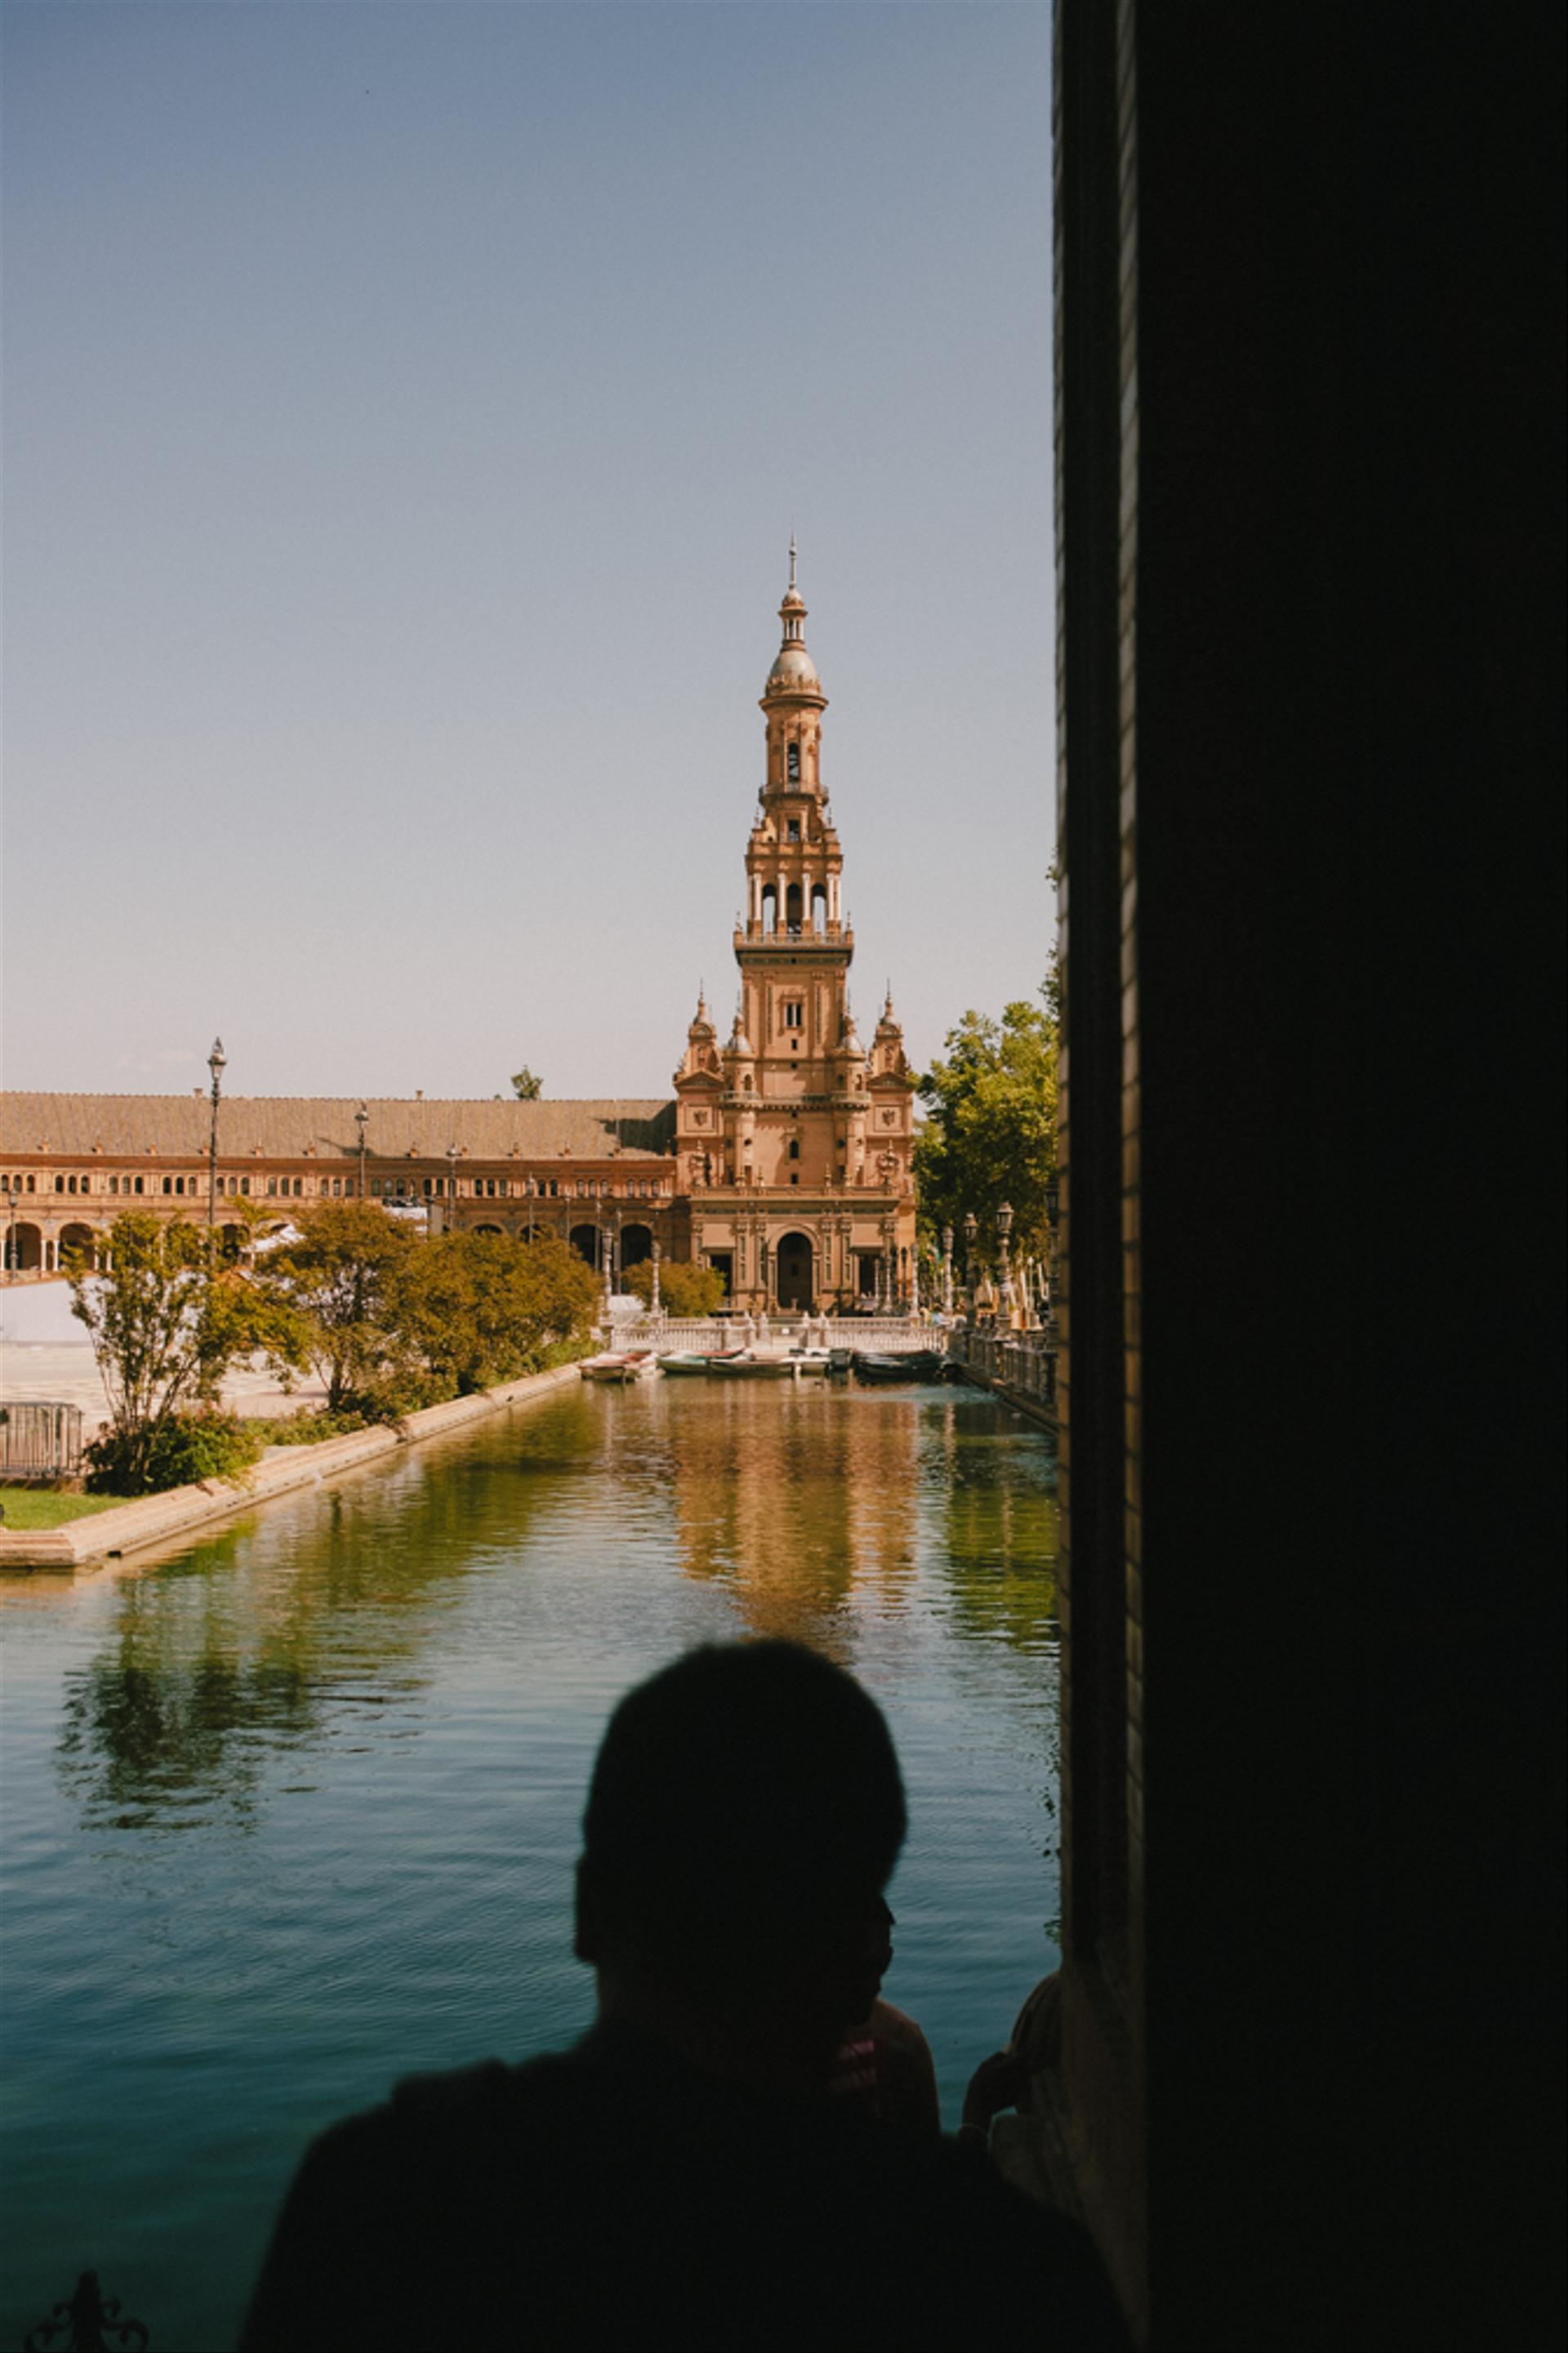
[510, 1067, 543, 1099]
[621, 1257, 728, 1317]
[913, 1000, 1058, 1262]
[391, 1230, 598, 1395]
[69, 1212, 294, 1493]
[253, 1200, 419, 1410]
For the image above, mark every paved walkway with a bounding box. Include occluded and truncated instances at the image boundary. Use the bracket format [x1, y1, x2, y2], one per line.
[1, 1280, 327, 1437]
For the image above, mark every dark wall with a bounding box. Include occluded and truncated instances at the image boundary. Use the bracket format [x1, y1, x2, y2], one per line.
[1058, 6, 1564, 2346]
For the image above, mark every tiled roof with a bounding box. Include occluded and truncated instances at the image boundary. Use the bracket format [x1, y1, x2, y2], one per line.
[0, 1094, 677, 1163]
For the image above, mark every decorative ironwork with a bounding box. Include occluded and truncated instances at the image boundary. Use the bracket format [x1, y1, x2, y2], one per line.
[24, 2271, 149, 2353]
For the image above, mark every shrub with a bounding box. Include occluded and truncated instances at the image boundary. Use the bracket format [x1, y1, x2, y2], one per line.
[622, 1258, 727, 1317]
[85, 1410, 264, 1495]
[249, 1407, 373, 1446]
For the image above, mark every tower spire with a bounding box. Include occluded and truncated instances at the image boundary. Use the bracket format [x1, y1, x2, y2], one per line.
[788, 533, 798, 594]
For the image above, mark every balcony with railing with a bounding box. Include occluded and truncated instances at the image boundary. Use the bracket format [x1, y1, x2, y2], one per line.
[733, 921, 854, 953]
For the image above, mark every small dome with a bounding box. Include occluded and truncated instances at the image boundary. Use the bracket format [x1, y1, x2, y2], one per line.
[727, 1014, 755, 1058]
[767, 643, 821, 692]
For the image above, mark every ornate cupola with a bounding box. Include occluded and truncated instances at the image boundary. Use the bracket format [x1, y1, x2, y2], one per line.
[739, 545, 849, 956]
[871, 988, 910, 1081]
[673, 987, 724, 1191]
[865, 987, 913, 1187]
[761, 537, 828, 795]
[674, 990, 722, 1085]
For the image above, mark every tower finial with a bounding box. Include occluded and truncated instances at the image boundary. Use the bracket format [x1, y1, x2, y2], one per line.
[788, 533, 797, 593]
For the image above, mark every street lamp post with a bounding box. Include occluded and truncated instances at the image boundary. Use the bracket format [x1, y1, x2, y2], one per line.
[651, 1240, 662, 1321]
[207, 1038, 226, 1248]
[356, 1104, 369, 1200]
[446, 1142, 459, 1235]
[4, 1178, 21, 1281]
[942, 1224, 955, 1315]
[963, 1210, 978, 1312]
[996, 1200, 1014, 1320]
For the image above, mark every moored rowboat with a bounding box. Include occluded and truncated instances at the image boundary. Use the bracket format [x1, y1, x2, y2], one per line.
[581, 1351, 662, 1384]
[850, 1349, 947, 1385]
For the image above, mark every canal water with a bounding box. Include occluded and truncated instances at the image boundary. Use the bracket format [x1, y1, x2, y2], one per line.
[1, 1379, 1059, 2351]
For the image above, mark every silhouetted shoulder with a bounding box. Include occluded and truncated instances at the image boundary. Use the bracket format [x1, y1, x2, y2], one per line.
[241, 2037, 1128, 2351]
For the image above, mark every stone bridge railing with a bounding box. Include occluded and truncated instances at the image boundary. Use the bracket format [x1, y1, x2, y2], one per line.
[947, 1323, 1058, 1415]
[604, 1315, 942, 1353]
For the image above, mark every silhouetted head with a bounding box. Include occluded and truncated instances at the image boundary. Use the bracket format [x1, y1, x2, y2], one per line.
[575, 1641, 906, 2069]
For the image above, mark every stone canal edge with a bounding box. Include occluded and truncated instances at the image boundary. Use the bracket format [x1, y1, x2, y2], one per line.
[0, 1362, 586, 1575]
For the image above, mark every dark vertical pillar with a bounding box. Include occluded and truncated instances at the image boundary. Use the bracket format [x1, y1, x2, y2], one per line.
[1052, 4, 1564, 2346]
[1054, 0, 1143, 2318]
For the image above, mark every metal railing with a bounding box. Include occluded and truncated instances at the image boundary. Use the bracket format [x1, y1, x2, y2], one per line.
[0, 1399, 86, 1482]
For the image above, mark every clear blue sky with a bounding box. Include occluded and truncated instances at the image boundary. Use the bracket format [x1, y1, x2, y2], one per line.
[3, 1, 1054, 1100]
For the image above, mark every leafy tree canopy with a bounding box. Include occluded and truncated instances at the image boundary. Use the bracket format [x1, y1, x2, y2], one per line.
[622, 1258, 727, 1317]
[252, 1200, 418, 1411]
[69, 1212, 300, 1492]
[913, 1000, 1058, 1263]
[390, 1228, 598, 1397]
[510, 1067, 543, 1099]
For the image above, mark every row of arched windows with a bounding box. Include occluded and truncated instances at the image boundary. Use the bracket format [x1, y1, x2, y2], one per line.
[4, 1164, 674, 1210]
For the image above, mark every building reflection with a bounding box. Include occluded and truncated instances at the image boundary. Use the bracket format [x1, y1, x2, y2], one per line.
[51, 1385, 1060, 1834]
[666, 1384, 1058, 1658]
[670, 1385, 923, 1651]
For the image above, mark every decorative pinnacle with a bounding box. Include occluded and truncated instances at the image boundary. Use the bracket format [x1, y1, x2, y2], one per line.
[788, 534, 798, 593]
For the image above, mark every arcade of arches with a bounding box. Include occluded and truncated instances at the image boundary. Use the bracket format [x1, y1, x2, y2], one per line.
[1, 564, 916, 1313]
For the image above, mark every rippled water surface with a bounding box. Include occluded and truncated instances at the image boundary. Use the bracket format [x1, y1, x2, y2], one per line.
[1, 1379, 1058, 2350]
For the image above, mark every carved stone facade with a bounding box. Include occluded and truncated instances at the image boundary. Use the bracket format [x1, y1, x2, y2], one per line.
[672, 553, 917, 1312]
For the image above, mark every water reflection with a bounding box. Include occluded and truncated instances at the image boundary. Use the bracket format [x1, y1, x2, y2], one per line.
[671, 1387, 923, 1649]
[15, 1381, 1063, 2352]
[933, 1400, 1059, 1655]
[53, 1386, 1058, 1832]
[55, 1442, 553, 1829]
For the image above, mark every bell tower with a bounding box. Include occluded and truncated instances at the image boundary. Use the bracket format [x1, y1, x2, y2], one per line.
[740, 540, 846, 951]
[674, 552, 915, 1313]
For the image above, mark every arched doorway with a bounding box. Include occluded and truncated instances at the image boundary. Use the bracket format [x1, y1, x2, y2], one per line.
[775, 1230, 814, 1312]
[621, 1223, 653, 1270]
[7, 1220, 42, 1272]
[568, 1223, 599, 1268]
[59, 1222, 99, 1271]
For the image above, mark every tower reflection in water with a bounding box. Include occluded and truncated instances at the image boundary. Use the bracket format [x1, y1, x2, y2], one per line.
[670, 1383, 1058, 1660]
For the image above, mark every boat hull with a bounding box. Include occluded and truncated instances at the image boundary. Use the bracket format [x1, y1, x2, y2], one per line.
[581, 1352, 660, 1383]
[851, 1351, 947, 1384]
